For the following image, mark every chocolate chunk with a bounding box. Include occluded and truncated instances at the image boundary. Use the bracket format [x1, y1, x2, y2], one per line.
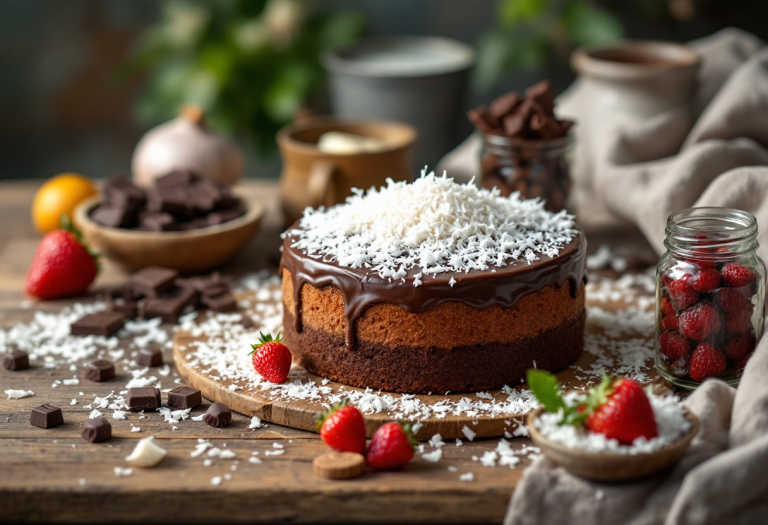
[139, 286, 198, 323]
[167, 386, 202, 410]
[91, 205, 133, 228]
[206, 205, 245, 226]
[146, 187, 188, 216]
[201, 292, 237, 312]
[126, 387, 161, 412]
[489, 91, 522, 121]
[525, 80, 555, 115]
[107, 285, 140, 319]
[84, 360, 115, 382]
[202, 402, 231, 428]
[82, 417, 112, 443]
[530, 113, 562, 139]
[467, 107, 498, 135]
[138, 212, 177, 232]
[71, 311, 126, 338]
[3, 349, 29, 371]
[155, 170, 201, 188]
[240, 316, 256, 329]
[136, 346, 163, 367]
[104, 177, 146, 210]
[201, 283, 229, 297]
[30, 404, 63, 428]
[131, 267, 179, 297]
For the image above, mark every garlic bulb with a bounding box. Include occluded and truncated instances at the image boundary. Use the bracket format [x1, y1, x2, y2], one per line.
[132, 105, 244, 187]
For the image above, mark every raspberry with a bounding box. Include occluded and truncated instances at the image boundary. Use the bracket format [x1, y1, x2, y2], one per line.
[678, 302, 721, 341]
[715, 287, 748, 312]
[692, 267, 721, 292]
[721, 263, 756, 288]
[660, 297, 675, 316]
[661, 314, 679, 331]
[689, 343, 727, 381]
[667, 275, 698, 311]
[724, 333, 755, 361]
[724, 307, 752, 334]
[658, 331, 690, 362]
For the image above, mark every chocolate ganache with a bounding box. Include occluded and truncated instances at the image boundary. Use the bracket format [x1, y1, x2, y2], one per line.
[280, 223, 587, 350]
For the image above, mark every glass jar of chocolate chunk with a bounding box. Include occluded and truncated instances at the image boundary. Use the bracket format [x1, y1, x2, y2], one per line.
[468, 80, 575, 212]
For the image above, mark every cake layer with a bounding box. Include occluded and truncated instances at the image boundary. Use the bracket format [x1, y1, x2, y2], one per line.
[284, 309, 586, 394]
[283, 269, 585, 348]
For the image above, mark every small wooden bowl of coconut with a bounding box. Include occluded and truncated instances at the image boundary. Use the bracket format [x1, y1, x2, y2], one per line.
[526, 371, 700, 482]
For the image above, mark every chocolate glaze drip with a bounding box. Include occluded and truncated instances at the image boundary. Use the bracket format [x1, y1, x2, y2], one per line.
[280, 225, 587, 350]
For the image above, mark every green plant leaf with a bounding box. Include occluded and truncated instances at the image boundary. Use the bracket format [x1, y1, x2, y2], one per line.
[527, 369, 566, 414]
[498, 0, 548, 26]
[564, 2, 624, 45]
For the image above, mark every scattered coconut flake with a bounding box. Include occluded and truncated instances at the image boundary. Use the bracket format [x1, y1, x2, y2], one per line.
[459, 472, 475, 482]
[422, 449, 442, 463]
[114, 467, 133, 477]
[264, 450, 285, 456]
[88, 409, 102, 419]
[428, 434, 445, 448]
[112, 410, 128, 420]
[248, 416, 263, 429]
[5, 389, 34, 399]
[249, 456, 262, 464]
[211, 476, 222, 486]
[130, 426, 141, 433]
[462, 426, 476, 441]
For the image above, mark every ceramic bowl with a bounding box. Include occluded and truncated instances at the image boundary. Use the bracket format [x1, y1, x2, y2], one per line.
[527, 405, 700, 482]
[73, 194, 263, 274]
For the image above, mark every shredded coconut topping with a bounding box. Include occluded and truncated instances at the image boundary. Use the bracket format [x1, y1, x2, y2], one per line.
[285, 171, 577, 285]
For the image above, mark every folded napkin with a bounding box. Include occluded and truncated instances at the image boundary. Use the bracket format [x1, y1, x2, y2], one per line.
[504, 331, 768, 525]
[438, 28, 768, 261]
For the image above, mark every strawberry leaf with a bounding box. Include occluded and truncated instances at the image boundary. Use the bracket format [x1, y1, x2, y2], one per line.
[527, 369, 566, 414]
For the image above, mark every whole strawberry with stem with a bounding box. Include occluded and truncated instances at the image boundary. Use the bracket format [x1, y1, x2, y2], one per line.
[365, 422, 416, 471]
[528, 370, 658, 446]
[25, 216, 99, 300]
[249, 332, 292, 384]
[315, 399, 366, 454]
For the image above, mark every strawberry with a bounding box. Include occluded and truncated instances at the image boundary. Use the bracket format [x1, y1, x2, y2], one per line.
[721, 263, 756, 288]
[667, 275, 698, 311]
[658, 331, 690, 363]
[25, 219, 99, 300]
[660, 297, 675, 316]
[365, 422, 416, 471]
[715, 287, 748, 313]
[724, 333, 755, 361]
[661, 313, 679, 331]
[678, 302, 720, 340]
[315, 399, 366, 454]
[527, 370, 658, 446]
[723, 307, 753, 334]
[692, 267, 720, 292]
[584, 377, 658, 445]
[689, 342, 727, 381]
[249, 332, 292, 384]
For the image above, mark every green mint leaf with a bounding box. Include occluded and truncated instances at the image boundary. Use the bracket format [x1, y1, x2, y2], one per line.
[527, 369, 566, 414]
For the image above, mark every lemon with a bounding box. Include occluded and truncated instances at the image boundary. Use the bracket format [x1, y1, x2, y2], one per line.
[32, 173, 98, 234]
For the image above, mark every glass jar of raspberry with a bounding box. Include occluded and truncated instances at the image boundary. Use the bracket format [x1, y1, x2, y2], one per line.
[656, 208, 765, 389]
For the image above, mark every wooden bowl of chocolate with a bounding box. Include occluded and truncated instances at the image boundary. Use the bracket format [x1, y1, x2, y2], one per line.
[73, 172, 263, 273]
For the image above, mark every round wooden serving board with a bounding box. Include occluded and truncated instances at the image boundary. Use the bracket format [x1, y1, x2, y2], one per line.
[174, 284, 658, 441]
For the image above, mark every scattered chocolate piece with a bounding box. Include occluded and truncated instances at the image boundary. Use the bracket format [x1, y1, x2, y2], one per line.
[203, 402, 231, 428]
[82, 417, 112, 443]
[84, 360, 115, 382]
[489, 91, 522, 122]
[3, 349, 29, 371]
[525, 80, 555, 115]
[167, 386, 202, 410]
[240, 316, 256, 329]
[71, 311, 126, 338]
[139, 285, 198, 323]
[103, 177, 146, 210]
[30, 404, 63, 428]
[201, 292, 237, 313]
[126, 387, 161, 412]
[107, 285, 139, 319]
[136, 346, 163, 367]
[131, 266, 178, 297]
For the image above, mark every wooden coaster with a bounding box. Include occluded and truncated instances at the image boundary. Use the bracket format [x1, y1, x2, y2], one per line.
[313, 452, 365, 480]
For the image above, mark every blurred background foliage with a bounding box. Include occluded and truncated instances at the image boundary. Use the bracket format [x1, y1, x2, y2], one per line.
[123, 0, 364, 156]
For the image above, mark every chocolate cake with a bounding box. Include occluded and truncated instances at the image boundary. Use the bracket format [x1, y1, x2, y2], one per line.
[280, 173, 587, 394]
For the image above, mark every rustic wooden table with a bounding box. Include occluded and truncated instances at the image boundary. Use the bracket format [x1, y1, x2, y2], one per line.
[0, 179, 656, 524]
